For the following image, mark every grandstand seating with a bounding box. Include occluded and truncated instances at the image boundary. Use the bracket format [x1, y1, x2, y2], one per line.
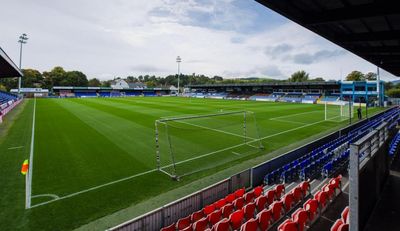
[0, 90, 18, 106]
[330, 207, 349, 231]
[389, 132, 400, 157]
[264, 107, 400, 186]
[279, 93, 304, 103]
[320, 96, 339, 102]
[302, 94, 321, 104]
[74, 92, 97, 97]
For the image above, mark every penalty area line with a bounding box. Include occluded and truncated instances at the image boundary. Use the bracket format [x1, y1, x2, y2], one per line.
[30, 117, 331, 208]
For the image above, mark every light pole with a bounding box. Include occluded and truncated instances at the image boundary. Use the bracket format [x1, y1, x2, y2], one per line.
[18, 33, 28, 94]
[176, 56, 181, 95]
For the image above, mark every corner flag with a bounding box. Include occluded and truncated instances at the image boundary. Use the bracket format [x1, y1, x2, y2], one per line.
[21, 159, 29, 175]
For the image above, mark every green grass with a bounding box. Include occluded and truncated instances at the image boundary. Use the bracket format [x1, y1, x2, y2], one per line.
[0, 97, 379, 230]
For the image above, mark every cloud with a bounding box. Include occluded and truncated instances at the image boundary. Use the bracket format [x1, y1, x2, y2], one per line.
[0, 0, 397, 81]
[291, 49, 347, 64]
[264, 43, 293, 59]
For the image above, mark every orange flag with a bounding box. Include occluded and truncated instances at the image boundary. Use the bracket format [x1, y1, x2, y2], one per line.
[21, 159, 29, 175]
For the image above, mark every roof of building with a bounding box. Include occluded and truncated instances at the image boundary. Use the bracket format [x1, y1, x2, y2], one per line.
[0, 47, 23, 78]
[256, 0, 400, 76]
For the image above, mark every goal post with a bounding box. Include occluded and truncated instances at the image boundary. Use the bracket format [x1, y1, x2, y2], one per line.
[325, 100, 354, 121]
[155, 111, 264, 180]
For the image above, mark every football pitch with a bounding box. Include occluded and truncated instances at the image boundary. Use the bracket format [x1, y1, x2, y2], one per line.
[0, 97, 378, 230]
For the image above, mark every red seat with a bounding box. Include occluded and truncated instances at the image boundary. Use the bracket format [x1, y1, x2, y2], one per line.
[193, 217, 209, 231]
[283, 193, 295, 211]
[203, 204, 216, 216]
[277, 219, 298, 231]
[275, 184, 285, 199]
[214, 198, 227, 210]
[229, 209, 245, 230]
[256, 208, 272, 231]
[244, 191, 255, 204]
[304, 199, 319, 220]
[182, 225, 194, 231]
[240, 218, 258, 231]
[291, 208, 309, 231]
[225, 193, 236, 204]
[253, 185, 264, 198]
[235, 188, 246, 198]
[191, 210, 205, 222]
[300, 181, 310, 196]
[266, 189, 276, 205]
[213, 218, 230, 231]
[243, 202, 256, 220]
[341, 206, 349, 224]
[314, 190, 328, 209]
[329, 175, 342, 190]
[291, 186, 303, 203]
[323, 184, 336, 200]
[255, 195, 268, 211]
[208, 209, 222, 226]
[221, 203, 234, 218]
[177, 215, 192, 230]
[331, 219, 344, 231]
[338, 224, 349, 231]
[271, 200, 284, 222]
[234, 197, 245, 210]
[160, 222, 175, 231]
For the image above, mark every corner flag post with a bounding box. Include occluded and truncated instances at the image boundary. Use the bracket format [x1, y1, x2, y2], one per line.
[21, 159, 30, 208]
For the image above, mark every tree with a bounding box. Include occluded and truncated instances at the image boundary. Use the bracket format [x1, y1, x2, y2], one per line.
[289, 70, 309, 82]
[364, 72, 377, 80]
[310, 77, 325, 82]
[88, 78, 101, 87]
[22, 69, 43, 88]
[64, 71, 88, 86]
[345, 71, 364, 81]
[386, 88, 400, 98]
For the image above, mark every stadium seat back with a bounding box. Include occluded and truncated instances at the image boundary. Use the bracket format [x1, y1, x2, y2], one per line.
[229, 209, 244, 230]
[338, 224, 349, 231]
[315, 190, 328, 208]
[275, 184, 285, 198]
[244, 192, 255, 204]
[300, 181, 310, 196]
[235, 188, 245, 198]
[240, 218, 258, 231]
[160, 222, 175, 231]
[177, 215, 192, 230]
[203, 204, 216, 216]
[283, 193, 295, 211]
[255, 195, 268, 211]
[243, 202, 256, 220]
[213, 218, 230, 231]
[214, 198, 227, 210]
[253, 185, 264, 198]
[271, 200, 284, 221]
[193, 217, 209, 231]
[292, 208, 308, 231]
[222, 203, 234, 218]
[304, 199, 319, 220]
[266, 189, 275, 204]
[277, 219, 298, 231]
[331, 219, 344, 231]
[341, 206, 349, 224]
[208, 210, 222, 226]
[234, 197, 245, 210]
[191, 210, 205, 222]
[182, 225, 194, 231]
[225, 193, 236, 203]
[292, 186, 303, 203]
[256, 208, 272, 231]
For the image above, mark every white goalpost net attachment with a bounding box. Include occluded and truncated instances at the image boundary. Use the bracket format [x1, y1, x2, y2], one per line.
[155, 111, 264, 180]
[325, 100, 354, 121]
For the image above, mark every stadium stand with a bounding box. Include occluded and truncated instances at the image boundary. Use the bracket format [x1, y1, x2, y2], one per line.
[279, 93, 304, 103]
[302, 94, 321, 104]
[0, 90, 21, 123]
[319, 96, 339, 103]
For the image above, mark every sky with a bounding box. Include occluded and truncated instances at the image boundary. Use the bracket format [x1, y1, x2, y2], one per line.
[0, 0, 397, 81]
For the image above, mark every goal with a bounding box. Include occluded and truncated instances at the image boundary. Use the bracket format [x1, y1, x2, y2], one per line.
[155, 111, 264, 180]
[325, 101, 354, 121]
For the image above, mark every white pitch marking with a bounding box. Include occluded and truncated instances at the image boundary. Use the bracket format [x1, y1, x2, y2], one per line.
[231, 151, 242, 156]
[26, 97, 36, 209]
[30, 117, 334, 208]
[31, 194, 60, 200]
[269, 118, 308, 125]
[7, 146, 24, 150]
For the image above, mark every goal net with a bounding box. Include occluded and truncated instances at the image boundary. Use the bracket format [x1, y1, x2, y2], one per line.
[155, 111, 264, 180]
[325, 101, 354, 121]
